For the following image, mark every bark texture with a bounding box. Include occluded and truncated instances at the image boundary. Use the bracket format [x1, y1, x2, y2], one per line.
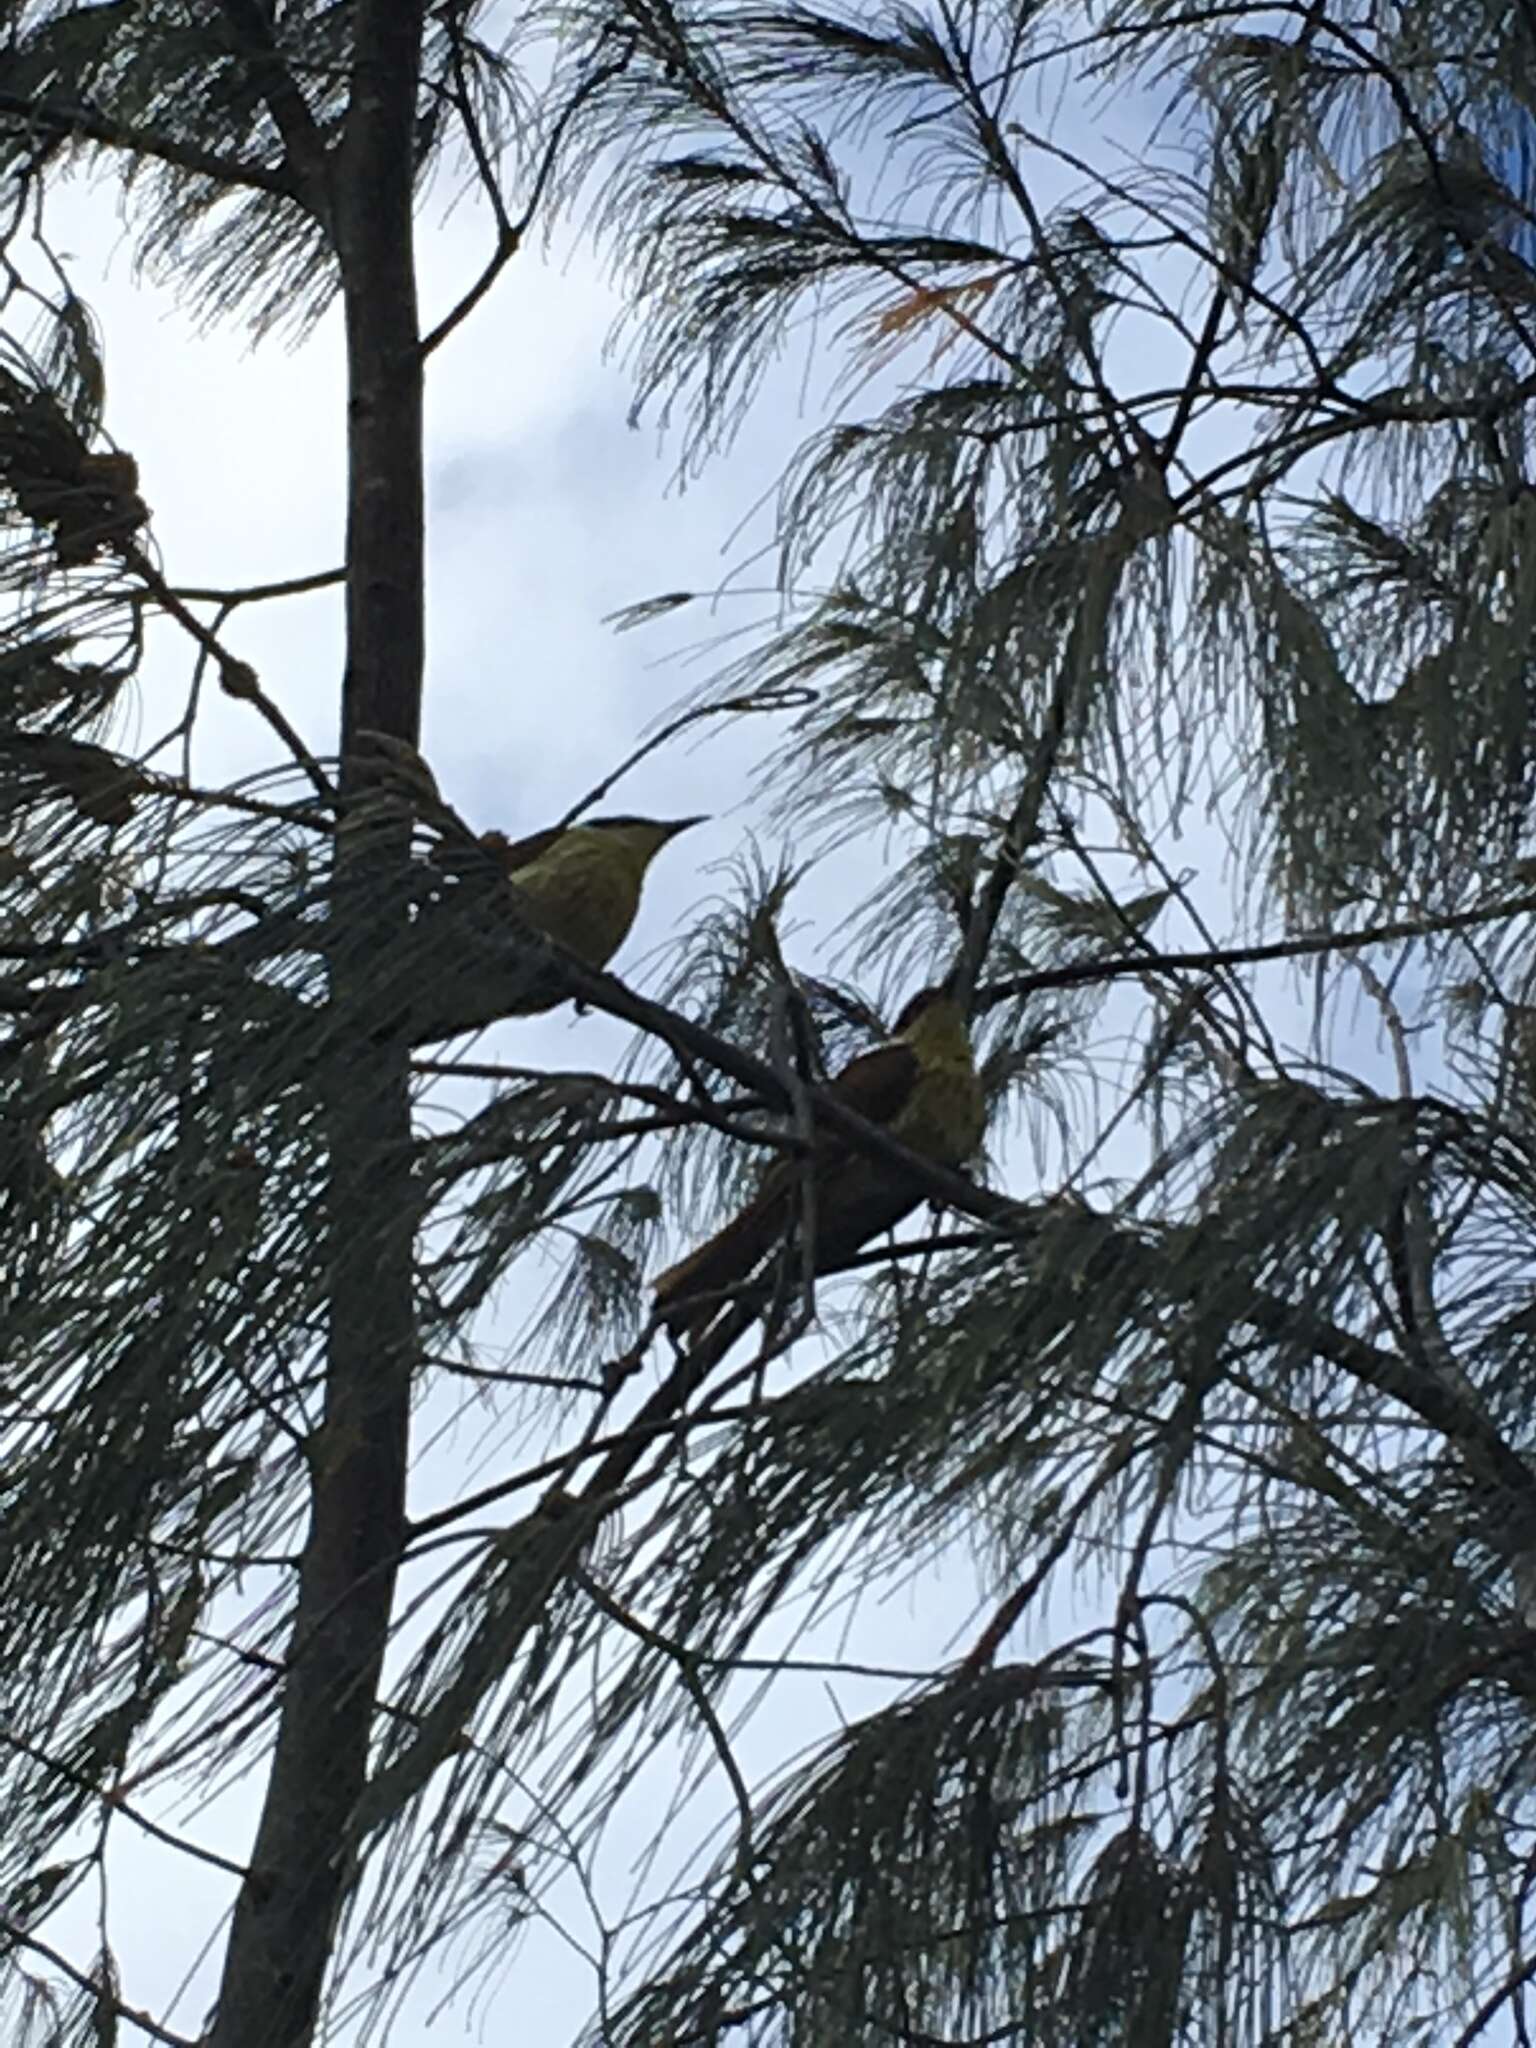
[207, 6, 426, 2040]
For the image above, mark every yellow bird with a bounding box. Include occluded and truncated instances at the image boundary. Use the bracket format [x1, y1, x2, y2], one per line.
[401, 814, 703, 1042]
[653, 981, 986, 1343]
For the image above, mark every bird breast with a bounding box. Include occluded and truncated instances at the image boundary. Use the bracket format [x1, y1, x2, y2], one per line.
[507, 831, 645, 967]
[890, 1056, 987, 1167]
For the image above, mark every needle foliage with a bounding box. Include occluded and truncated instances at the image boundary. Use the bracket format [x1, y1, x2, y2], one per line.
[4, 2, 1536, 2043]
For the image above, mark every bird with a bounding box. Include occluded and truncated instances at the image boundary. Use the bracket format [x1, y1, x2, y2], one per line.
[398, 813, 705, 1042]
[653, 980, 986, 1344]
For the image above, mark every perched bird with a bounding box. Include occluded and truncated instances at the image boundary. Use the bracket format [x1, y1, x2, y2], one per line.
[653, 980, 986, 1342]
[487, 815, 704, 973]
[400, 814, 705, 1042]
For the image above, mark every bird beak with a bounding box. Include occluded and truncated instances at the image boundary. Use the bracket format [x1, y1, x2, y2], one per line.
[660, 816, 707, 840]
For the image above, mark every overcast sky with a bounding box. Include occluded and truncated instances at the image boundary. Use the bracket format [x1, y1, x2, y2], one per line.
[37, 126, 1031, 2044]
[15, 39, 1412, 2041]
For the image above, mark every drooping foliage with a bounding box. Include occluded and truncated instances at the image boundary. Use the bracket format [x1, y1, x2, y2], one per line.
[4, 2, 1536, 2044]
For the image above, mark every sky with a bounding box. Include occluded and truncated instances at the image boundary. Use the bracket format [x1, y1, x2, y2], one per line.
[30, 112, 1038, 2048]
[6, 21, 1442, 2046]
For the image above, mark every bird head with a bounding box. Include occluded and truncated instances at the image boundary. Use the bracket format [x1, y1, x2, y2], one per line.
[583, 815, 706, 871]
[892, 970, 968, 1040]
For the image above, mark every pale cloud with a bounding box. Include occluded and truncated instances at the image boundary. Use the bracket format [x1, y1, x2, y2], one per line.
[19, 58, 1262, 2046]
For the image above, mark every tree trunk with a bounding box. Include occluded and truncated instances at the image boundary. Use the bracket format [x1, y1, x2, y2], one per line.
[207, 6, 426, 2040]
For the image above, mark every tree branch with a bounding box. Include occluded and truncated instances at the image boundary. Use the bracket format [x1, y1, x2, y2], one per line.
[976, 890, 1536, 1010]
[212, 0, 336, 226]
[169, 564, 344, 608]
[0, 88, 298, 199]
[421, 29, 634, 357]
[204, 5, 427, 2042]
[0, 1916, 193, 2047]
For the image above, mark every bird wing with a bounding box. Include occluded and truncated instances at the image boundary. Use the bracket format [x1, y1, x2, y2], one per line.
[824, 1040, 920, 1128]
[652, 1185, 786, 1335]
[653, 1040, 920, 1335]
[493, 823, 568, 875]
[423, 824, 551, 883]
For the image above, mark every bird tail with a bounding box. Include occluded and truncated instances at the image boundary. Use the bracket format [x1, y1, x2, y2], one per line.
[653, 1190, 788, 1341]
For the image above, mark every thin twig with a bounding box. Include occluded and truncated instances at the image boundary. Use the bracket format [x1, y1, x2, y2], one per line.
[553, 687, 815, 830]
[128, 547, 335, 800]
[421, 33, 636, 357]
[977, 891, 1536, 1010]
[571, 1568, 757, 1887]
[0, 1915, 194, 2045]
[169, 565, 345, 609]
